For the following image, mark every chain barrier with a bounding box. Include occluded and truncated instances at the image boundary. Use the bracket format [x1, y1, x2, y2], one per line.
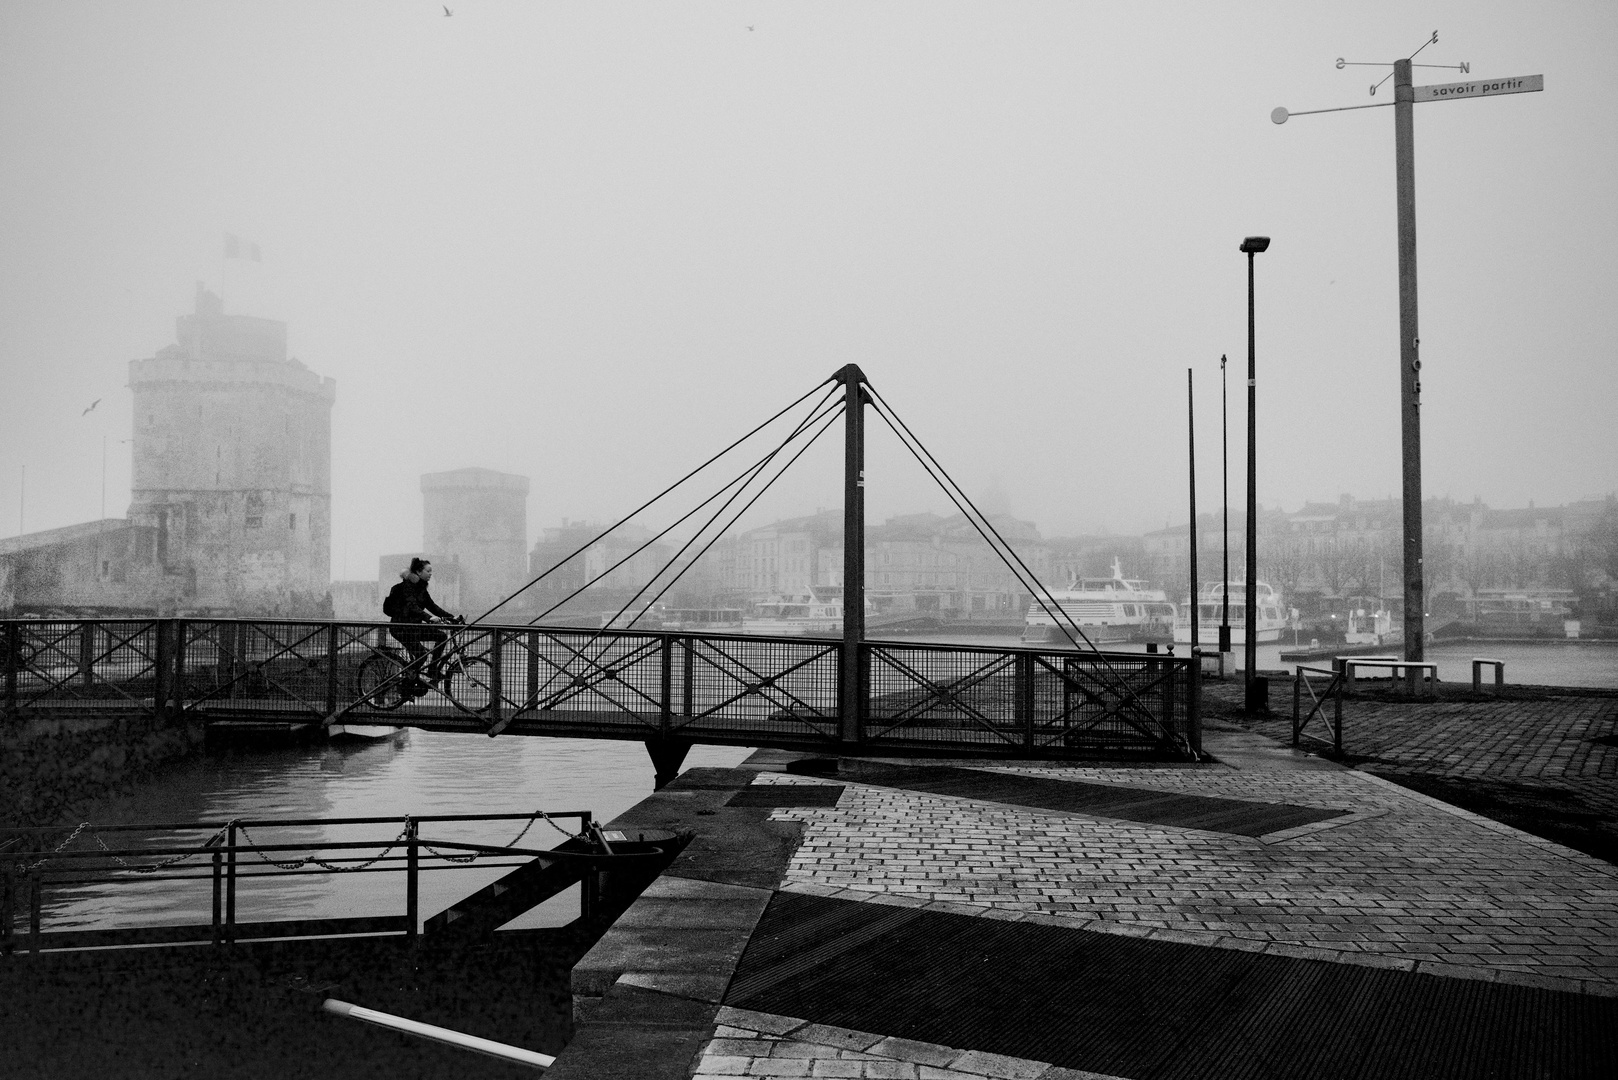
[236, 821, 412, 873]
[13, 821, 92, 872]
[232, 812, 571, 872]
[8, 812, 581, 878]
[93, 826, 228, 873]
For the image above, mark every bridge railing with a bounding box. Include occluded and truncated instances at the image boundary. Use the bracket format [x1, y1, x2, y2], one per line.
[3, 619, 1198, 757]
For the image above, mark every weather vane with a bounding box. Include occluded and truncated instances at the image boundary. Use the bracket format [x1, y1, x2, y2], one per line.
[1272, 31, 1540, 124]
[1266, 31, 1544, 682]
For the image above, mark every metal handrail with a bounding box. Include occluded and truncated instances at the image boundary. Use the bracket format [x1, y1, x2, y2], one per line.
[3, 616, 1202, 757]
[0, 809, 648, 955]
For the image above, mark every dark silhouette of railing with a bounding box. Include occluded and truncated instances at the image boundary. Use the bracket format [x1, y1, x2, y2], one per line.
[0, 810, 679, 955]
[3, 618, 1199, 758]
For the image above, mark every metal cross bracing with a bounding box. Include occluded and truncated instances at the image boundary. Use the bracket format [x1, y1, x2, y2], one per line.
[3, 617, 1198, 759]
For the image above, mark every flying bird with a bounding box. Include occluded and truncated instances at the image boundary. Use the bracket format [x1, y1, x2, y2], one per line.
[82, 399, 101, 416]
[443, 5, 452, 15]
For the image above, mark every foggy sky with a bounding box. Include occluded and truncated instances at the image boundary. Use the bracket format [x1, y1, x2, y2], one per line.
[2, 1, 1613, 579]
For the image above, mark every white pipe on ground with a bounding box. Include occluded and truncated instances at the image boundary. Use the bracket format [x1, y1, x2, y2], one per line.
[322, 998, 554, 1069]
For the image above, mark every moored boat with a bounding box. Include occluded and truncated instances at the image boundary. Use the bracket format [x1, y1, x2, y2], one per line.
[1022, 560, 1177, 646]
[1173, 580, 1287, 645]
[742, 592, 844, 636]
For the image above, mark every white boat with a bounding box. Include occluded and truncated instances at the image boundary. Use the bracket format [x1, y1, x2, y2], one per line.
[742, 592, 844, 636]
[1173, 580, 1287, 645]
[1344, 607, 1397, 646]
[1022, 560, 1177, 646]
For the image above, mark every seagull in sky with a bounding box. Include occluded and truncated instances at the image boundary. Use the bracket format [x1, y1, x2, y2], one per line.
[82, 398, 101, 416]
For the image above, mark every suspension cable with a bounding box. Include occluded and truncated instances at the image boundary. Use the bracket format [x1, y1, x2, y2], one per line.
[618, 401, 848, 630]
[521, 402, 847, 713]
[862, 385, 1175, 740]
[527, 389, 843, 625]
[471, 375, 837, 624]
[862, 385, 1097, 652]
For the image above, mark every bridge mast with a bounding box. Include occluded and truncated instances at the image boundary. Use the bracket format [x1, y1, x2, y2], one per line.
[836, 364, 867, 744]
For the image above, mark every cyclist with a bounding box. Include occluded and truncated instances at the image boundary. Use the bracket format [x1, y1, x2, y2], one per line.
[383, 558, 461, 695]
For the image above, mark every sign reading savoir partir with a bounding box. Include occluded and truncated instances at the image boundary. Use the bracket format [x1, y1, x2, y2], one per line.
[1415, 74, 1544, 101]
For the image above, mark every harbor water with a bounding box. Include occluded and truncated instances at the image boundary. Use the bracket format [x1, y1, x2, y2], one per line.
[32, 736, 754, 936]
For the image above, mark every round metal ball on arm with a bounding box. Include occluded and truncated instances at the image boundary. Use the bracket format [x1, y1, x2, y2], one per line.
[1239, 235, 1270, 714]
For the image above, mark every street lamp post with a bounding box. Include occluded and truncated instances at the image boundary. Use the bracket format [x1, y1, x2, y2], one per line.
[1240, 236, 1270, 714]
[1219, 354, 1231, 665]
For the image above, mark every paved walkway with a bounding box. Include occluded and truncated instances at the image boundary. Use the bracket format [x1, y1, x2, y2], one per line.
[558, 705, 1618, 1080]
[758, 755, 1618, 991]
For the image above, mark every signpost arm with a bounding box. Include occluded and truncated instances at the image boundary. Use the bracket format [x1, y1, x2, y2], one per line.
[1394, 58, 1425, 682]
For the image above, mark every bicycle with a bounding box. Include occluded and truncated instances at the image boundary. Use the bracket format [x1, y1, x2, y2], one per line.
[354, 618, 496, 714]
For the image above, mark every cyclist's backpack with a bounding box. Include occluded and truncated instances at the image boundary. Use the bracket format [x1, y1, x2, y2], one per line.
[382, 585, 403, 619]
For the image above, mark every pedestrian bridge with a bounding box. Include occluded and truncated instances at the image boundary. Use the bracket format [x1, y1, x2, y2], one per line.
[2, 618, 1201, 777]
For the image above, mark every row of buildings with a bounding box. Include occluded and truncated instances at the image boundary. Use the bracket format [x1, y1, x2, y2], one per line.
[1136, 493, 1618, 623]
[4, 292, 1611, 627]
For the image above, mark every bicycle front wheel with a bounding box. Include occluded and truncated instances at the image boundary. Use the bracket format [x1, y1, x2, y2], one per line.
[447, 657, 496, 713]
[356, 656, 407, 711]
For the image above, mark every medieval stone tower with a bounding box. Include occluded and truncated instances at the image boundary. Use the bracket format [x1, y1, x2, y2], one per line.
[421, 468, 529, 615]
[126, 285, 335, 614]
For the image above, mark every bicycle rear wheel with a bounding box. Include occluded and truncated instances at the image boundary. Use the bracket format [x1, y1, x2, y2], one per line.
[447, 657, 495, 713]
[356, 656, 408, 710]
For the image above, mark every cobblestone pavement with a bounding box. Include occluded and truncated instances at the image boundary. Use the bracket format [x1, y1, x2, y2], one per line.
[750, 754, 1618, 997]
[1232, 687, 1618, 783]
[1228, 684, 1618, 858]
[691, 1006, 1122, 1080]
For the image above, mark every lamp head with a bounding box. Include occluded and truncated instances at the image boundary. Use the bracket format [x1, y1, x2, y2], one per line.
[1240, 236, 1271, 254]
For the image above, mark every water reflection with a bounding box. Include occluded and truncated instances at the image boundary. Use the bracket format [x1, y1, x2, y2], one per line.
[37, 733, 753, 934]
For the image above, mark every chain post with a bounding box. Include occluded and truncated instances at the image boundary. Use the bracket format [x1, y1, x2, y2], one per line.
[212, 846, 223, 945]
[406, 818, 419, 940]
[226, 822, 237, 944]
[579, 811, 597, 920]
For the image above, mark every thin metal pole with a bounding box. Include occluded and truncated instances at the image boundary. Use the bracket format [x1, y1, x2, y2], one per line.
[1394, 57, 1426, 683]
[838, 365, 866, 744]
[1245, 252, 1259, 705]
[1187, 369, 1199, 652]
[1220, 355, 1230, 656]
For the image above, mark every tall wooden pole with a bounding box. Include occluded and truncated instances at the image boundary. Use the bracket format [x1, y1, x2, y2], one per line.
[1394, 58, 1425, 678]
[837, 364, 866, 744]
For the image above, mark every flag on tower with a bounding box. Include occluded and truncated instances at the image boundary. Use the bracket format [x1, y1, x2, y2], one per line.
[225, 234, 262, 261]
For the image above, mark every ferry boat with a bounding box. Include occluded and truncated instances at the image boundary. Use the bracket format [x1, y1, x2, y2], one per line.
[1021, 560, 1177, 646]
[1173, 580, 1287, 645]
[742, 591, 844, 636]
